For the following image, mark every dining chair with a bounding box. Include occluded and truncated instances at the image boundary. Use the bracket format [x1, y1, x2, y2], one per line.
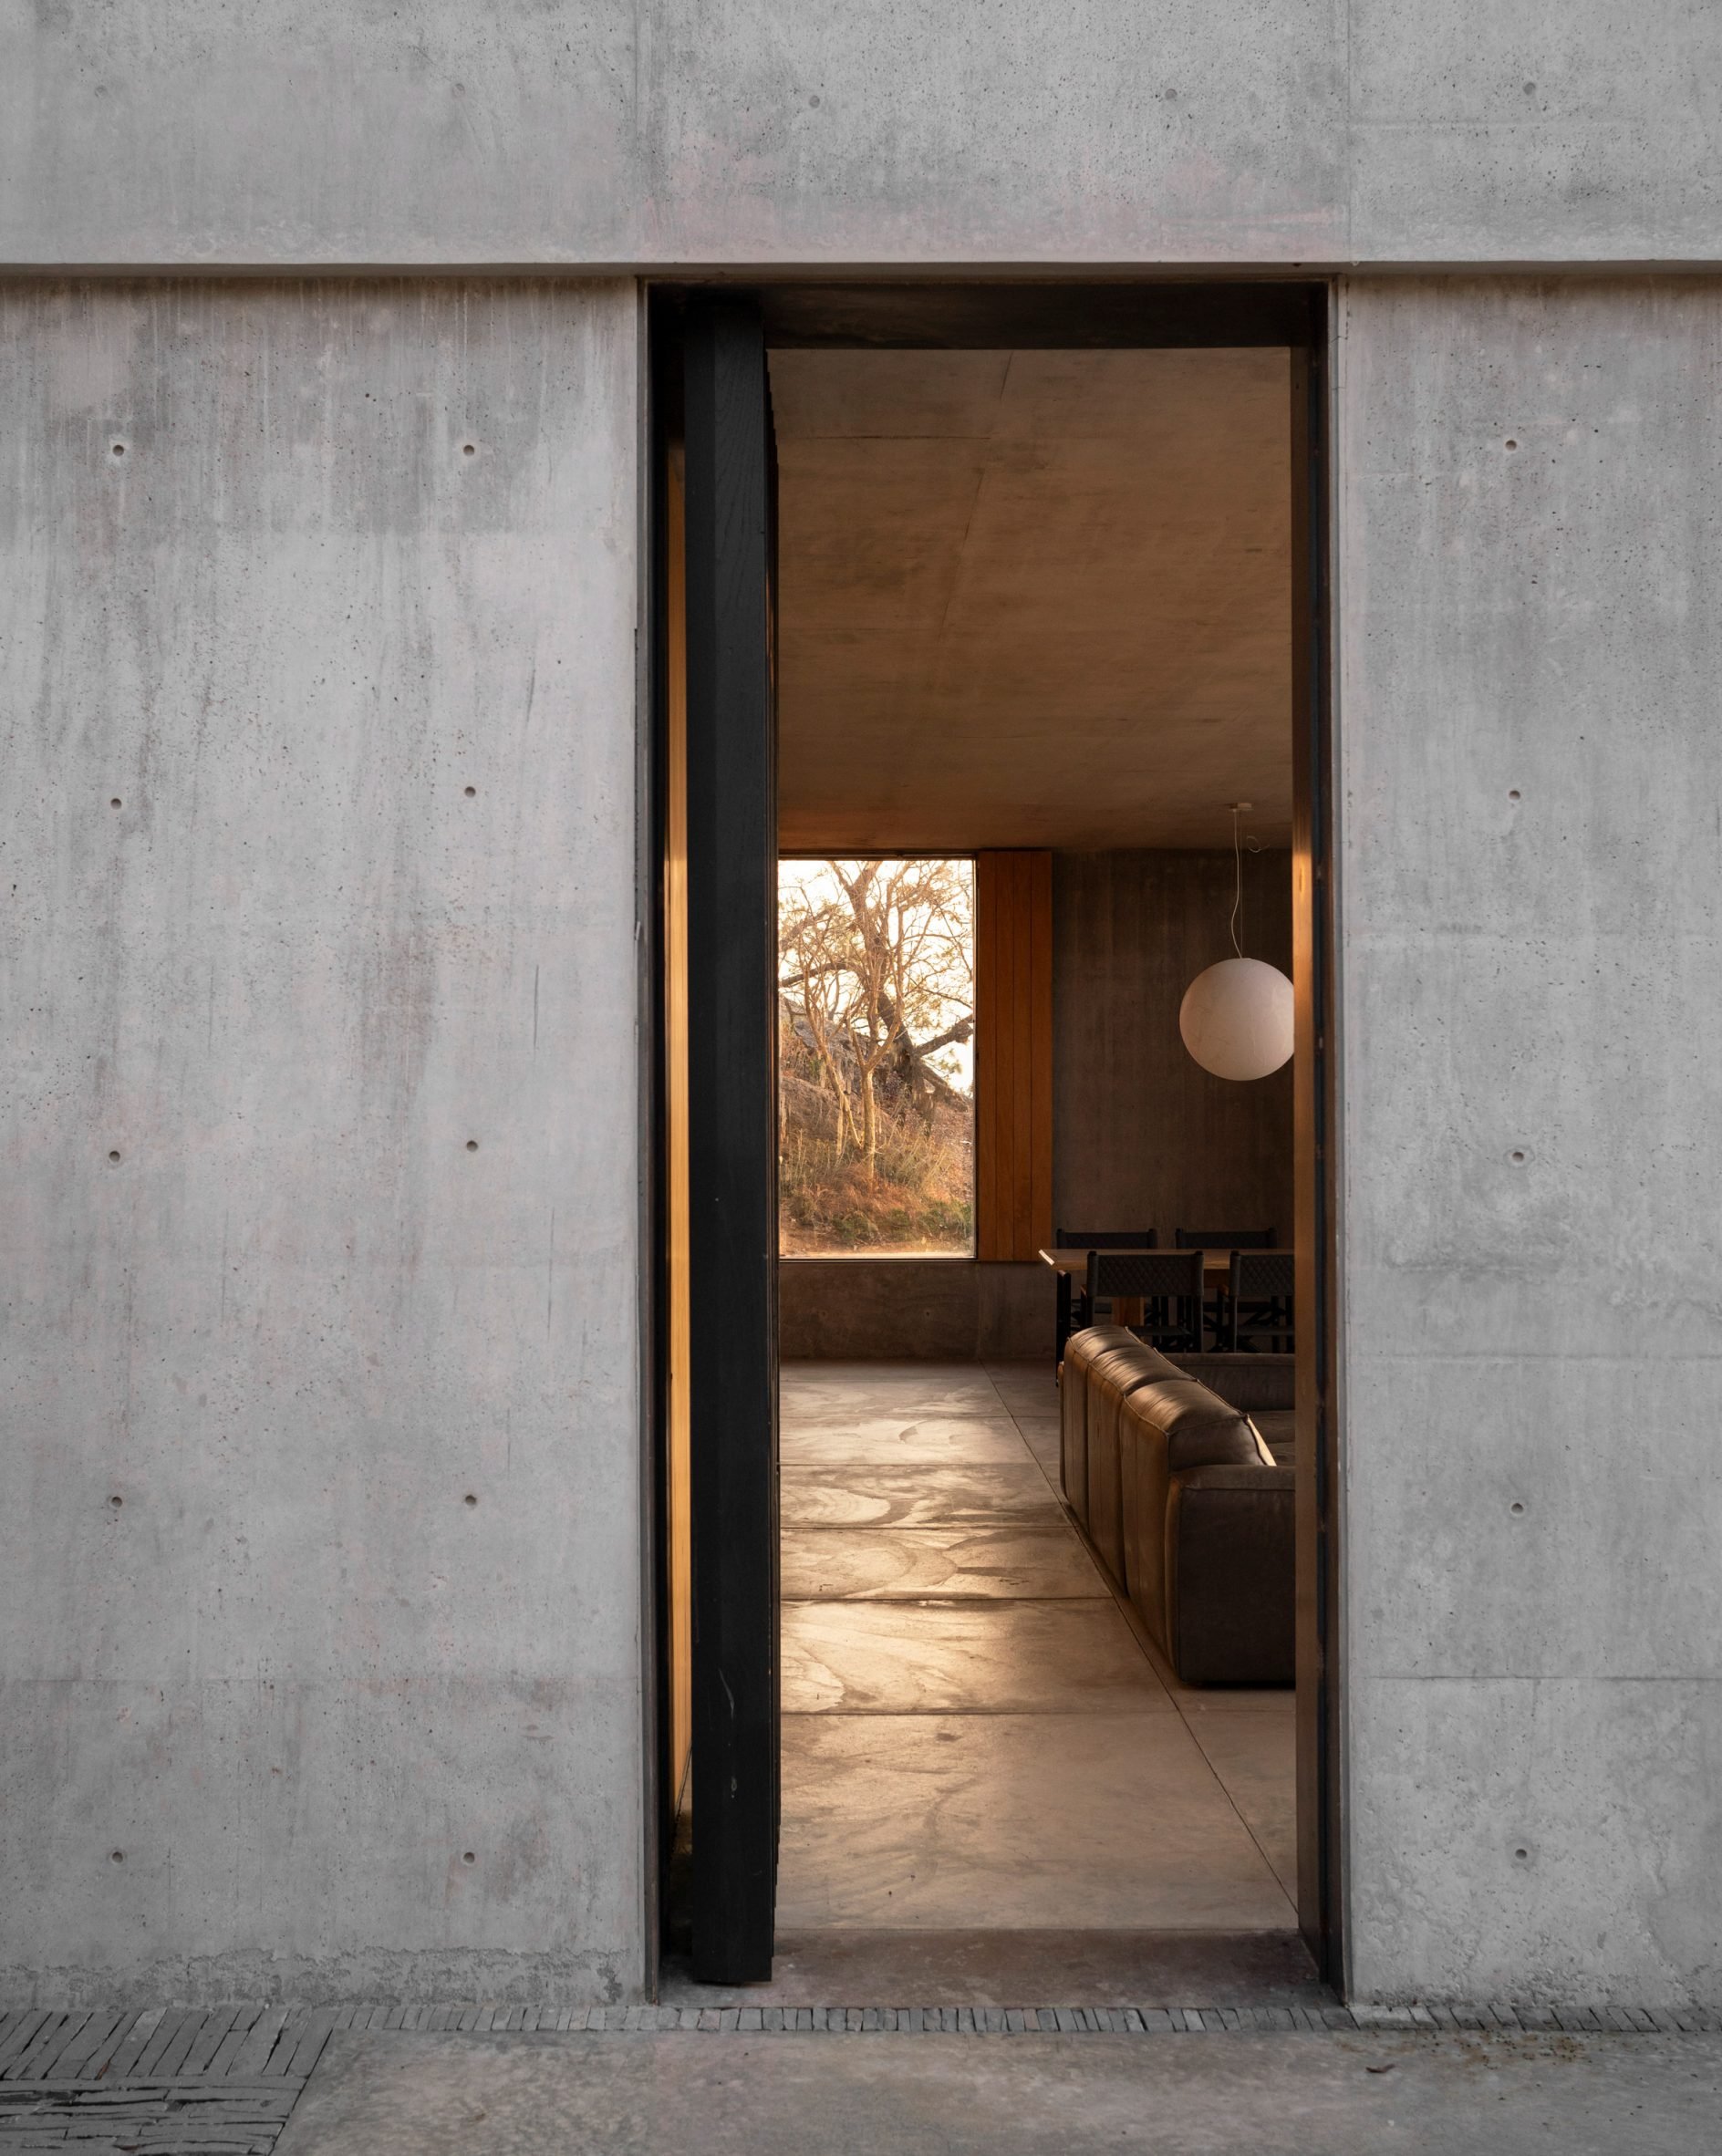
[1226, 1249, 1296, 1352]
[1085, 1249, 1205, 1355]
[1055, 1228, 1157, 1349]
[1174, 1228, 1276, 1345]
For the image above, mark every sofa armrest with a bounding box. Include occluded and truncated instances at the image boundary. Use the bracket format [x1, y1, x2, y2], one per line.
[1165, 1466, 1295, 1686]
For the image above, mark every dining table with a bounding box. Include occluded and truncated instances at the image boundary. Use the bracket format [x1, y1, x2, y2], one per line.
[1038, 1243, 1240, 1342]
[1036, 1245, 1236, 1282]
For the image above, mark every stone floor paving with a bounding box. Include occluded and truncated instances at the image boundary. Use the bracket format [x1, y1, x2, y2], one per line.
[778, 1358, 1299, 1932]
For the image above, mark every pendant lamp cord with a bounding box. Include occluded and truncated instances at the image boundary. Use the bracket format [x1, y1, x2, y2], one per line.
[1229, 804, 1244, 959]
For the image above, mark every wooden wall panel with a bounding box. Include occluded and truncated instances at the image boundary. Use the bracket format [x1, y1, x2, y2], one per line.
[976, 852, 1053, 1260]
[663, 459, 692, 1819]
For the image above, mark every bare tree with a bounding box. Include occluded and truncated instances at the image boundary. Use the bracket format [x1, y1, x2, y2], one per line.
[779, 858, 973, 1185]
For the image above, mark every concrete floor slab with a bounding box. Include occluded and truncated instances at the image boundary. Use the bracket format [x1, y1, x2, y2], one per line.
[783, 1601, 1167, 1715]
[986, 1381, 1062, 1415]
[775, 1362, 1301, 1953]
[276, 2029, 1722, 2156]
[783, 1363, 1003, 1410]
[1182, 1712, 1298, 1896]
[781, 1464, 1063, 1529]
[782, 1525, 1105, 1600]
[780, 1713, 1294, 1928]
[781, 1415, 1031, 1463]
[1011, 1415, 1064, 1473]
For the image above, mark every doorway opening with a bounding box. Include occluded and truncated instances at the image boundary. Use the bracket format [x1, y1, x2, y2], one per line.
[649, 285, 1339, 2004]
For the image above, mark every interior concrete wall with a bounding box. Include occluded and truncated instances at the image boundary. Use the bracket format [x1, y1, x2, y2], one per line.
[1336, 276, 1722, 2009]
[5, 5, 1721, 269]
[1053, 851, 1294, 1246]
[0, 280, 645, 2004]
[780, 1260, 1051, 1363]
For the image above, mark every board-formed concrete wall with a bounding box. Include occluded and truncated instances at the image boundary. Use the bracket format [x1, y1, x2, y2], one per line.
[0, 280, 646, 2004]
[4, 4, 1721, 269]
[1336, 277, 1722, 2008]
[779, 1261, 1051, 1363]
[1053, 849, 1293, 1248]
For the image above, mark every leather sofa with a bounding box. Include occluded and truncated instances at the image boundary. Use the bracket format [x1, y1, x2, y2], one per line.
[1059, 1327, 1169, 1583]
[1170, 1353, 1295, 1460]
[1060, 1332, 1294, 1684]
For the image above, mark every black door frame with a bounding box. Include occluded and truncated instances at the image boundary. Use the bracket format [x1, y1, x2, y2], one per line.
[646, 277, 1343, 1992]
[648, 294, 782, 1986]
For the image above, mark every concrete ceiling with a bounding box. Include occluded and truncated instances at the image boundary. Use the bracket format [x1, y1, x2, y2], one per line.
[772, 347, 1292, 852]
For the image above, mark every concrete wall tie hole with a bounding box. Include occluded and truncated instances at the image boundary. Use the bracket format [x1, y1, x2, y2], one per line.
[1508, 789, 1520, 801]
[466, 1139, 479, 1151]
[1510, 1500, 1526, 1515]
[109, 1850, 125, 1864]
[1509, 1149, 1527, 1164]
[110, 441, 126, 457]
[464, 785, 476, 796]
[1505, 438, 1518, 450]
[109, 796, 122, 808]
[462, 442, 476, 456]
[108, 1149, 121, 1163]
[463, 1493, 478, 1507]
[462, 1850, 476, 1865]
[109, 1495, 122, 1509]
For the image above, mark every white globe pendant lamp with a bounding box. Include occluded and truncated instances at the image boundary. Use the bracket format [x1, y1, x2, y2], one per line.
[1179, 804, 1294, 1082]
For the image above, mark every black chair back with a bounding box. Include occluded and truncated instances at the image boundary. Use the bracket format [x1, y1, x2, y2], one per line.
[1085, 1249, 1205, 1353]
[1175, 1227, 1276, 1250]
[1227, 1249, 1296, 1351]
[1053, 1230, 1157, 1362]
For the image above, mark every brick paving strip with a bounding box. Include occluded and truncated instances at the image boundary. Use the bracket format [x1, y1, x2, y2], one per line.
[5, 1995, 1715, 2148]
[0, 2006, 335, 2152]
[392, 2001, 1714, 2035]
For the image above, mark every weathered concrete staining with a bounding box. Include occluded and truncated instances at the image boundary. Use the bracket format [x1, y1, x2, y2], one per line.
[1335, 278, 1722, 2007]
[5, 5, 1722, 269]
[0, 282, 645, 2002]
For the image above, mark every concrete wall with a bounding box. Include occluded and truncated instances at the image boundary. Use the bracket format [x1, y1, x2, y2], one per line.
[780, 1260, 1051, 1363]
[1336, 277, 1722, 2009]
[0, 280, 645, 2004]
[5, 5, 1721, 269]
[1053, 850, 1293, 1247]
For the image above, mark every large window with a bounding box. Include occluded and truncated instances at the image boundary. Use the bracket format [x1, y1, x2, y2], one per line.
[778, 858, 975, 1255]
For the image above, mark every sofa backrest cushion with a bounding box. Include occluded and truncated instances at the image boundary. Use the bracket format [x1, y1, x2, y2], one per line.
[1081, 1341, 1183, 1584]
[1124, 1376, 1264, 1470]
[1167, 1353, 1295, 1413]
[1059, 1327, 1145, 1519]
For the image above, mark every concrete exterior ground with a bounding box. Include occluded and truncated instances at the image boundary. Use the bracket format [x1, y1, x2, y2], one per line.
[5, 4, 1722, 2019]
[275, 2026, 1722, 2156]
